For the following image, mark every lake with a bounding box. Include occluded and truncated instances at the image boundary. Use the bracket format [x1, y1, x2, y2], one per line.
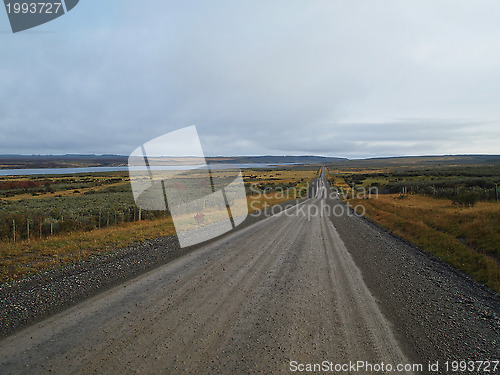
[0, 163, 296, 176]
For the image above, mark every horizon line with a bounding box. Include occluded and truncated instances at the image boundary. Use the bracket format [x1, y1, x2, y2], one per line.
[0, 153, 499, 161]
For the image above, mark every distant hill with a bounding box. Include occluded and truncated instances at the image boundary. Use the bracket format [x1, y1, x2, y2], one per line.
[0, 154, 498, 169]
[329, 155, 500, 168]
[0, 154, 127, 169]
[207, 155, 347, 164]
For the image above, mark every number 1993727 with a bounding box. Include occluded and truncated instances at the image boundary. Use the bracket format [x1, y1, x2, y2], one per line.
[5, 2, 63, 14]
[444, 360, 499, 373]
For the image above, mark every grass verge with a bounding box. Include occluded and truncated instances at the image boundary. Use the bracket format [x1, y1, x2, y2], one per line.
[0, 217, 176, 284]
[347, 194, 500, 292]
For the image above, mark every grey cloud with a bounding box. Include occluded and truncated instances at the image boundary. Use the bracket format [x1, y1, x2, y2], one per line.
[0, 0, 499, 157]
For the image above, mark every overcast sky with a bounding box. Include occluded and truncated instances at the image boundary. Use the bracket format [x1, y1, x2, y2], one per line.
[1, 0, 499, 158]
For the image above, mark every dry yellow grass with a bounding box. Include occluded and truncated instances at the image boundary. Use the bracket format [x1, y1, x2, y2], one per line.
[0, 217, 175, 283]
[243, 168, 319, 185]
[247, 191, 298, 211]
[348, 194, 500, 291]
[245, 168, 317, 210]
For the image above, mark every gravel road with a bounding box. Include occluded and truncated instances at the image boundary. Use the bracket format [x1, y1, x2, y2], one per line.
[0, 171, 498, 374]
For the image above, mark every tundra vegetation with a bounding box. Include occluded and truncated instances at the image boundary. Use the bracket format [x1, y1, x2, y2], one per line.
[327, 164, 500, 292]
[0, 167, 318, 283]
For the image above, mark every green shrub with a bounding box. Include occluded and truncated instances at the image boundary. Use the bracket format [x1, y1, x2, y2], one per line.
[453, 192, 478, 207]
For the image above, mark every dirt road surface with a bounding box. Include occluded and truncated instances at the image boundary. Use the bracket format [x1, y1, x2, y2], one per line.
[0, 171, 498, 374]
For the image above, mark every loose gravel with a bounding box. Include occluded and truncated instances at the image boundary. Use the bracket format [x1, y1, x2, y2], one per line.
[0, 200, 303, 338]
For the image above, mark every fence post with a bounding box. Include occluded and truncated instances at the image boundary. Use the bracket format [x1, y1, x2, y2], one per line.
[12, 220, 16, 242]
[496, 184, 498, 202]
[27, 220, 30, 241]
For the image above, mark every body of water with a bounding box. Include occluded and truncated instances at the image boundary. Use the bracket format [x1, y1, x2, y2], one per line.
[0, 163, 296, 176]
